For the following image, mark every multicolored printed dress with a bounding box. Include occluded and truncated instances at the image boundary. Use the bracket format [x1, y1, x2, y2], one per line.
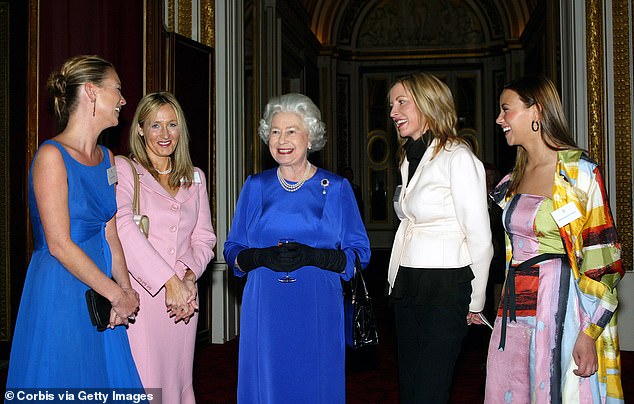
[485, 194, 572, 402]
[485, 150, 624, 403]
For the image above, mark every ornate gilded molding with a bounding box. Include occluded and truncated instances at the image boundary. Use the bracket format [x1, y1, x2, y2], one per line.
[167, 0, 175, 32]
[585, 0, 604, 169]
[178, 0, 192, 38]
[200, 0, 215, 48]
[612, 0, 633, 270]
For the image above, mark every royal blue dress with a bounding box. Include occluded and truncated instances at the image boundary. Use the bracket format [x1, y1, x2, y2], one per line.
[6, 140, 144, 390]
[224, 168, 370, 404]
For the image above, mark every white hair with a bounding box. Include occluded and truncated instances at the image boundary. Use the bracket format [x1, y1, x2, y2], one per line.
[258, 93, 327, 151]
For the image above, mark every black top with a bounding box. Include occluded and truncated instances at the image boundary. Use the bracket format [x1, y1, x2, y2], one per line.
[404, 132, 432, 183]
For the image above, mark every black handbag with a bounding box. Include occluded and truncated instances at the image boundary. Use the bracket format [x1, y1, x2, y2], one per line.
[85, 288, 111, 332]
[344, 253, 379, 349]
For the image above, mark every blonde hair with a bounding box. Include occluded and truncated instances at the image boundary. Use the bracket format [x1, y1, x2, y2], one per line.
[390, 73, 467, 162]
[46, 55, 114, 128]
[502, 76, 579, 196]
[128, 92, 194, 188]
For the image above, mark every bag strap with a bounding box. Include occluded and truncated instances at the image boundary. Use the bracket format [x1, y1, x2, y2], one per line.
[118, 156, 141, 216]
[352, 252, 370, 300]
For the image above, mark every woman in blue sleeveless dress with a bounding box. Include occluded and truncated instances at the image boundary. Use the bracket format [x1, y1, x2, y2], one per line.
[5, 55, 144, 391]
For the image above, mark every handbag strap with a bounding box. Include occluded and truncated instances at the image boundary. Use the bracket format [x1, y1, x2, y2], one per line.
[351, 252, 370, 300]
[118, 156, 141, 216]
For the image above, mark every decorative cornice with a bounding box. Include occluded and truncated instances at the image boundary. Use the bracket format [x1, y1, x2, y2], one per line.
[612, 0, 633, 269]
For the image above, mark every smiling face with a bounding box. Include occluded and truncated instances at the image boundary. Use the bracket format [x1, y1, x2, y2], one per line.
[95, 68, 126, 127]
[496, 89, 540, 147]
[389, 82, 428, 140]
[268, 111, 310, 169]
[141, 104, 180, 163]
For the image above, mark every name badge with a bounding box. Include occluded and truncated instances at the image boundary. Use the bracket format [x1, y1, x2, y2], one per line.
[393, 185, 406, 220]
[551, 202, 582, 227]
[193, 171, 201, 184]
[393, 185, 402, 203]
[107, 166, 118, 186]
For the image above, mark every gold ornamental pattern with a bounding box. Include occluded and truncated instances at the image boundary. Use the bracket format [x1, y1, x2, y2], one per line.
[585, 0, 605, 169]
[612, 0, 633, 270]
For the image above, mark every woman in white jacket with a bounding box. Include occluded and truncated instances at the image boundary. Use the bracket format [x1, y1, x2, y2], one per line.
[387, 72, 493, 403]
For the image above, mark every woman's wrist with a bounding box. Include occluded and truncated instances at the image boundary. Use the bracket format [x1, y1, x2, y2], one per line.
[164, 274, 181, 291]
[183, 269, 196, 282]
[108, 285, 126, 305]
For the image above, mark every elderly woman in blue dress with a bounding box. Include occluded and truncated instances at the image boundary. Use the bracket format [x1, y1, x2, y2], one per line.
[224, 93, 370, 403]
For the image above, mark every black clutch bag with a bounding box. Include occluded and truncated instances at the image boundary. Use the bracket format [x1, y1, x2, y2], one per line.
[85, 288, 111, 332]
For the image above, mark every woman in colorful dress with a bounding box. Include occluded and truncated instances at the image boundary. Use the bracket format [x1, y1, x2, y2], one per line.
[485, 75, 624, 403]
[5, 55, 144, 390]
[224, 93, 370, 403]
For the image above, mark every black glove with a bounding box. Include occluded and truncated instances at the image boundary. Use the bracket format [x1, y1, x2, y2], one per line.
[237, 247, 283, 272]
[275, 244, 305, 271]
[284, 242, 347, 273]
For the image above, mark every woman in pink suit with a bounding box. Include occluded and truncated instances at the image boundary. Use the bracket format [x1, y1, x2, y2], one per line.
[115, 91, 216, 403]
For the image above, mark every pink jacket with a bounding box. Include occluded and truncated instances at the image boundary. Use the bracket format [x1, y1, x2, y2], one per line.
[114, 156, 216, 295]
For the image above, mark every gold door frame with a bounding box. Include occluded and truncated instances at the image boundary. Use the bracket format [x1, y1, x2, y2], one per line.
[586, 0, 633, 269]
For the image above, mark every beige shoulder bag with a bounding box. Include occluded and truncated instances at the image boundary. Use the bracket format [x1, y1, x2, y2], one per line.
[118, 156, 150, 238]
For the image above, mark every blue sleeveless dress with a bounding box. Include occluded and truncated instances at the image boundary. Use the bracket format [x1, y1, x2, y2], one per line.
[6, 140, 144, 390]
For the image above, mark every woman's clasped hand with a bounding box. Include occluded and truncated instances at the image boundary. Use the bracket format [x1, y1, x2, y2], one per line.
[164, 272, 198, 324]
[237, 242, 346, 273]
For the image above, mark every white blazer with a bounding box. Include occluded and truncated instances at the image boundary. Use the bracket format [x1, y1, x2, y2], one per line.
[387, 138, 493, 312]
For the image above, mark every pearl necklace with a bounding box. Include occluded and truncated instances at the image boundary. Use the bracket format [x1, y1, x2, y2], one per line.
[277, 162, 311, 192]
[155, 160, 172, 175]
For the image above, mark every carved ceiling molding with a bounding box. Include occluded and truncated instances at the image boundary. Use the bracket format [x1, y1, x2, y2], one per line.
[307, 0, 535, 47]
[355, 0, 487, 49]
